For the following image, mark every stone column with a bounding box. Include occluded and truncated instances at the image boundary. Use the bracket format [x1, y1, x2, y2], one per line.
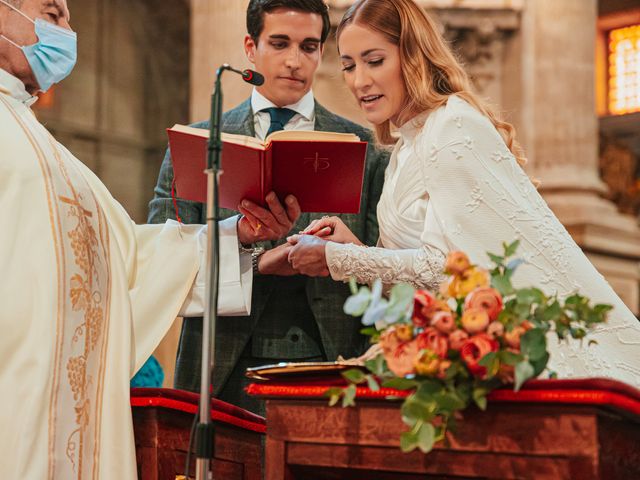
[511, 0, 640, 311]
[190, 0, 252, 121]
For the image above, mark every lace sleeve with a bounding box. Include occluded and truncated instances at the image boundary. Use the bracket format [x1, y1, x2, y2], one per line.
[325, 241, 446, 291]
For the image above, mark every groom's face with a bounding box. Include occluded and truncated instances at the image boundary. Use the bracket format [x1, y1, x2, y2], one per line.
[244, 8, 324, 107]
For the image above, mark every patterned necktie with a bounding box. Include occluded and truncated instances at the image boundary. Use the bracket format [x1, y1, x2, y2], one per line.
[262, 107, 297, 136]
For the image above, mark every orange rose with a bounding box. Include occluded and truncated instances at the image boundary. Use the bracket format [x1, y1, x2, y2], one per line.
[412, 290, 437, 327]
[384, 339, 420, 378]
[461, 308, 490, 334]
[414, 349, 441, 377]
[445, 251, 471, 275]
[431, 310, 456, 334]
[464, 287, 503, 321]
[449, 329, 469, 350]
[486, 321, 505, 339]
[460, 333, 499, 378]
[416, 327, 449, 358]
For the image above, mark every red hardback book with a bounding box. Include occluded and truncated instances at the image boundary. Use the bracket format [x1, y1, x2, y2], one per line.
[167, 125, 368, 214]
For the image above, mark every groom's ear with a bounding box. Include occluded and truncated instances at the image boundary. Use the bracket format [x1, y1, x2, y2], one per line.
[244, 34, 257, 65]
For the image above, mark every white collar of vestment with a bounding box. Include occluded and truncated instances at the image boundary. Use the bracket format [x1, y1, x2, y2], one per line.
[251, 87, 315, 121]
[397, 109, 431, 144]
[0, 68, 38, 107]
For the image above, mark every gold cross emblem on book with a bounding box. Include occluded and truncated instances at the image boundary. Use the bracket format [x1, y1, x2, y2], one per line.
[303, 152, 330, 173]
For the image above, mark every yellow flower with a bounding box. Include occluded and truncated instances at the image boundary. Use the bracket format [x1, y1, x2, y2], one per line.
[447, 267, 490, 299]
[414, 349, 441, 377]
[445, 251, 471, 275]
[395, 323, 414, 342]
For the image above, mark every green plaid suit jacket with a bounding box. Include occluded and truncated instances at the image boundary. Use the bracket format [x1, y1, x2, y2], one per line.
[148, 99, 389, 397]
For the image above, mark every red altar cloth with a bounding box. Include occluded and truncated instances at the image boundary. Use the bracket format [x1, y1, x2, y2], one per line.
[131, 387, 266, 433]
[246, 377, 640, 417]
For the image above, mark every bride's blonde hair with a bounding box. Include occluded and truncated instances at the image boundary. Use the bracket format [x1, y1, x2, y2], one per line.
[337, 0, 527, 168]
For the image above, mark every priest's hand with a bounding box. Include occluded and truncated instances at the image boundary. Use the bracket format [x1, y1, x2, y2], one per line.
[257, 244, 298, 276]
[237, 192, 301, 244]
[287, 235, 330, 277]
[299, 216, 363, 246]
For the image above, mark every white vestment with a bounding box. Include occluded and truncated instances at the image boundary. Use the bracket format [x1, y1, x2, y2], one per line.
[0, 69, 252, 479]
[326, 95, 640, 388]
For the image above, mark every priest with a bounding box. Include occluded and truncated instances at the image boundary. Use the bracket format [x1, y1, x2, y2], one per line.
[0, 0, 299, 477]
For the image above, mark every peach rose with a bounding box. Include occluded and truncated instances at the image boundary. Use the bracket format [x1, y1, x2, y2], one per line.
[438, 359, 452, 379]
[384, 339, 420, 378]
[486, 321, 505, 339]
[416, 327, 449, 358]
[412, 290, 437, 328]
[504, 322, 533, 349]
[414, 349, 441, 377]
[431, 310, 456, 334]
[449, 329, 470, 350]
[464, 287, 503, 321]
[460, 333, 499, 378]
[445, 251, 471, 275]
[461, 308, 490, 334]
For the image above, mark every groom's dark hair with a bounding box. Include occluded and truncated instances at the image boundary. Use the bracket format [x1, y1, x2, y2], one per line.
[247, 0, 331, 44]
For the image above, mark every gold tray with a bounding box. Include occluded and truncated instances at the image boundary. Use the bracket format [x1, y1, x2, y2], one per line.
[245, 361, 365, 381]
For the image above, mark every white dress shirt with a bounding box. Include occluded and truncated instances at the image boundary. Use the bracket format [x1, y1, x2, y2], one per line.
[251, 88, 315, 140]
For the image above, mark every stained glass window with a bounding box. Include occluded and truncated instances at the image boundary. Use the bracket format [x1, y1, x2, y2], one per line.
[608, 24, 640, 115]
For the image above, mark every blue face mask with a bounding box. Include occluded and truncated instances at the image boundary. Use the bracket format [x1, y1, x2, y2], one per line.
[0, 0, 77, 92]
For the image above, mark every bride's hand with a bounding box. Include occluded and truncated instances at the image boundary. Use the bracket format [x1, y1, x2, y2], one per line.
[296, 216, 363, 245]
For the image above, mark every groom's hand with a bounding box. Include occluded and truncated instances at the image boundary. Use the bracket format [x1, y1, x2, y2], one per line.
[287, 235, 330, 277]
[237, 192, 301, 245]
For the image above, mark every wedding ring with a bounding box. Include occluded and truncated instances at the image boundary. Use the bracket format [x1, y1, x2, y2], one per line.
[321, 215, 330, 219]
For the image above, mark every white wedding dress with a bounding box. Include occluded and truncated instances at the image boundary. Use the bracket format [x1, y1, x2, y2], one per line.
[325, 95, 640, 387]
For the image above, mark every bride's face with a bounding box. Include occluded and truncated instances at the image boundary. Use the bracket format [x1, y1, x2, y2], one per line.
[339, 23, 407, 126]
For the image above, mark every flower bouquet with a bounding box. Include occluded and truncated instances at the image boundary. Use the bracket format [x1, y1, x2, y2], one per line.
[328, 241, 612, 453]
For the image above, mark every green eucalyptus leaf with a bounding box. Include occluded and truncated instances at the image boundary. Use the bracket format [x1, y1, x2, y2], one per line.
[434, 392, 466, 412]
[472, 387, 488, 411]
[416, 422, 436, 453]
[516, 288, 545, 305]
[341, 368, 367, 384]
[364, 355, 386, 376]
[514, 360, 535, 391]
[520, 328, 547, 361]
[492, 275, 514, 296]
[366, 375, 381, 392]
[400, 431, 418, 453]
[360, 326, 378, 337]
[382, 377, 420, 390]
[325, 387, 344, 407]
[416, 379, 443, 396]
[488, 252, 504, 265]
[504, 239, 520, 257]
[529, 351, 550, 377]
[348, 277, 359, 295]
[401, 395, 436, 423]
[343, 288, 371, 317]
[341, 384, 357, 408]
[500, 350, 524, 366]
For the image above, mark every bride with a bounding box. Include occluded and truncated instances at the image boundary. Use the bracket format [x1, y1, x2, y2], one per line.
[287, 0, 640, 386]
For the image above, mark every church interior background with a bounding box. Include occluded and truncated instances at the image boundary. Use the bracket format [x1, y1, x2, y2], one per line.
[33, 0, 640, 386]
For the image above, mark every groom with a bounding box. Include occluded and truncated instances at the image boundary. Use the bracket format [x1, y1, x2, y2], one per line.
[148, 0, 389, 414]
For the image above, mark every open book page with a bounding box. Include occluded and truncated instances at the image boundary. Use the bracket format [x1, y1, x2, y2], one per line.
[170, 124, 360, 149]
[265, 129, 361, 144]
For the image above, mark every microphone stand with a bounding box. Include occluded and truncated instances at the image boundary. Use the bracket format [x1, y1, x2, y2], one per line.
[194, 63, 262, 480]
[194, 64, 226, 480]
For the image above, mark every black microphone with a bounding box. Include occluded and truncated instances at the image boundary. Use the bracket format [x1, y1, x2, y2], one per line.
[219, 64, 265, 86]
[241, 69, 264, 86]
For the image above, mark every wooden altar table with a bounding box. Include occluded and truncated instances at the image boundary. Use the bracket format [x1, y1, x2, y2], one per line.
[247, 378, 640, 480]
[131, 388, 265, 480]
